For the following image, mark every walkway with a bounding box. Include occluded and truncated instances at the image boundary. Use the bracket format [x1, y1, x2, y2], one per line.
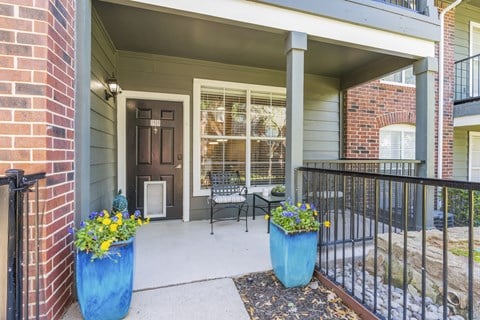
[62, 217, 271, 319]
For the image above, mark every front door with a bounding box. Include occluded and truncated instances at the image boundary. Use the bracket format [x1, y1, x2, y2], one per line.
[126, 98, 183, 219]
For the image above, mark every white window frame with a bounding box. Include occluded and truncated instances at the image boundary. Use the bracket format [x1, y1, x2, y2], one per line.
[469, 21, 480, 97]
[380, 66, 415, 87]
[468, 131, 480, 182]
[379, 124, 416, 160]
[193, 78, 286, 196]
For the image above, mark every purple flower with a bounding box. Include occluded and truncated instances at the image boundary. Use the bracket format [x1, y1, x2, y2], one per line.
[67, 227, 74, 235]
[80, 221, 85, 228]
[89, 212, 97, 220]
[123, 211, 130, 219]
[98, 211, 105, 217]
[310, 203, 316, 211]
[134, 210, 141, 218]
[282, 211, 294, 217]
[295, 217, 301, 224]
[112, 216, 118, 223]
[300, 203, 306, 211]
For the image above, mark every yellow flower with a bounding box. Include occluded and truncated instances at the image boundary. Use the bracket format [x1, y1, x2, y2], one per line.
[100, 240, 112, 251]
[103, 209, 110, 218]
[306, 203, 310, 210]
[116, 212, 123, 219]
[297, 202, 301, 207]
[313, 210, 318, 216]
[110, 223, 118, 232]
[145, 217, 151, 224]
[117, 218, 123, 226]
[137, 219, 143, 226]
[324, 221, 331, 228]
[264, 214, 269, 220]
[102, 218, 111, 226]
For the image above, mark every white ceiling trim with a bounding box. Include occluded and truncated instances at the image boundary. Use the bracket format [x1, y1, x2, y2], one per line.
[454, 114, 480, 127]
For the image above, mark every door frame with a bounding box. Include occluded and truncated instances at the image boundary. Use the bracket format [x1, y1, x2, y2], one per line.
[117, 90, 191, 221]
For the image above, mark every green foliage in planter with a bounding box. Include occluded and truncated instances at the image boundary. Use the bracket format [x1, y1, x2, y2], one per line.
[268, 200, 330, 233]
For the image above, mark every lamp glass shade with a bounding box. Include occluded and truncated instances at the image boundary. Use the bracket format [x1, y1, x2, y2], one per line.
[107, 80, 119, 94]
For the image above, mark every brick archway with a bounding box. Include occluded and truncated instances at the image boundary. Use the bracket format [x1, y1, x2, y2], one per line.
[376, 111, 415, 128]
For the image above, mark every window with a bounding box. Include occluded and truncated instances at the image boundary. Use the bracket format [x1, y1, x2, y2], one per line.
[379, 124, 415, 160]
[193, 79, 286, 195]
[469, 132, 480, 182]
[470, 22, 480, 97]
[381, 66, 415, 86]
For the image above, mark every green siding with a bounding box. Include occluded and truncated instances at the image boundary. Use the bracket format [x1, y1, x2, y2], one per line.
[453, 125, 480, 181]
[453, 127, 469, 181]
[90, 10, 118, 212]
[118, 51, 340, 220]
[455, 5, 480, 61]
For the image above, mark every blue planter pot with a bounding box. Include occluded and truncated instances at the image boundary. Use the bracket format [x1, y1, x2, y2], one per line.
[76, 238, 134, 320]
[269, 222, 318, 288]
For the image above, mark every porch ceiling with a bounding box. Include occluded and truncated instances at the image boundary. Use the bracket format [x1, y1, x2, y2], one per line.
[94, 0, 414, 88]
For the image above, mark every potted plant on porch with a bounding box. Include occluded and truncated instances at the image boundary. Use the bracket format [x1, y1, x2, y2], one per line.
[70, 204, 149, 320]
[267, 200, 330, 288]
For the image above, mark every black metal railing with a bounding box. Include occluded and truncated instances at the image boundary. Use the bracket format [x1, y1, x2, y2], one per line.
[373, 0, 421, 12]
[305, 160, 420, 233]
[455, 53, 480, 104]
[1, 169, 45, 320]
[296, 166, 480, 320]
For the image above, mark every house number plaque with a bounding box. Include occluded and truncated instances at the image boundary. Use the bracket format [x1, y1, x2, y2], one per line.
[150, 119, 161, 134]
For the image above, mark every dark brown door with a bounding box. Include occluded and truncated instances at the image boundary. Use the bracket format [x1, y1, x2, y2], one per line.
[126, 99, 183, 219]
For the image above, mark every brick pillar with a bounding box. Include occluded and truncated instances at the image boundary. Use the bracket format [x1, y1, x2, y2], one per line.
[0, 1, 75, 319]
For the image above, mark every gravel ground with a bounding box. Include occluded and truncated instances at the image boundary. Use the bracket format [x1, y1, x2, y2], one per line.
[234, 271, 361, 320]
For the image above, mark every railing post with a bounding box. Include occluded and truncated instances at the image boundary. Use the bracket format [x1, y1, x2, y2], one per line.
[6, 169, 24, 320]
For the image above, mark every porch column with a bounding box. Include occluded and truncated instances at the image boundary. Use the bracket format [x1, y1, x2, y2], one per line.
[75, 0, 92, 224]
[285, 31, 307, 199]
[413, 57, 438, 228]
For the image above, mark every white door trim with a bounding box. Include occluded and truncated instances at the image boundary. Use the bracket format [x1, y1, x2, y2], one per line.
[117, 90, 191, 221]
[468, 131, 480, 182]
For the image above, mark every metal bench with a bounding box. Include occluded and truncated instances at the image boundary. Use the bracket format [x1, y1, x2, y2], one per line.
[208, 171, 248, 234]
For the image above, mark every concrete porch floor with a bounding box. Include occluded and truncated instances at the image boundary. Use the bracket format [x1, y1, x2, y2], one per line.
[62, 217, 271, 319]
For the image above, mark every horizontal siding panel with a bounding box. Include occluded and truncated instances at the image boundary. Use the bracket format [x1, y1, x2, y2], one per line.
[90, 129, 115, 149]
[304, 121, 339, 132]
[90, 147, 116, 165]
[90, 90, 116, 121]
[304, 151, 339, 160]
[90, 177, 116, 211]
[304, 110, 339, 122]
[304, 140, 339, 150]
[453, 128, 468, 181]
[91, 110, 116, 136]
[304, 131, 339, 142]
[91, 163, 117, 184]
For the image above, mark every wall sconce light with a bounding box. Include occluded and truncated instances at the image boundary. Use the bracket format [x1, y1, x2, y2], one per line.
[105, 74, 121, 101]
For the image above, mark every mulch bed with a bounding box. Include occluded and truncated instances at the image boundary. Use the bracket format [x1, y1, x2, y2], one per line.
[234, 271, 361, 320]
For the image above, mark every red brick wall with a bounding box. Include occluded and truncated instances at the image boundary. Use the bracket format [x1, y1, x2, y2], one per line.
[0, 1, 75, 319]
[343, 6, 455, 179]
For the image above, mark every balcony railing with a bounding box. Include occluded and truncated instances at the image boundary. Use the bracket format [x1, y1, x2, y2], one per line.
[455, 53, 480, 104]
[374, 0, 421, 12]
[296, 166, 480, 320]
